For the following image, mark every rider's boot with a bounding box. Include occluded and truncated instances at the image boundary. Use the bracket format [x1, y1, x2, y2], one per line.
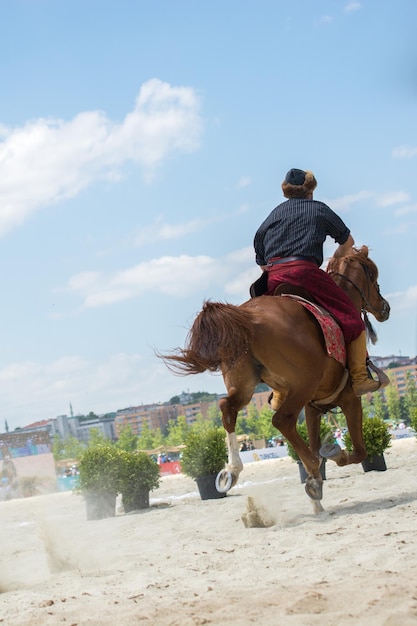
[347, 331, 380, 396]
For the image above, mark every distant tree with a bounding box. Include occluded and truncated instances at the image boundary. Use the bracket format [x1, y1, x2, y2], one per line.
[165, 415, 190, 446]
[399, 396, 409, 423]
[190, 391, 217, 402]
[51, 435, 85, 461]
[233, 414, 250, 436]
[385, 384, 401, 425]
[361, 395, 372, 419]
[258, 405, 276, 441]
[168, 391, 217, 405]
[245, 404, 260, 437]
[207, 403, 222, 427]
[372, 392, 388, 422]
[404, 371, 417, 424]
[151, 428, 164, 448]
[115, 424, 138, 452]
[137, 421, 158, 450]
[88, 428, 108, 447]
[410, 407, 417, 432]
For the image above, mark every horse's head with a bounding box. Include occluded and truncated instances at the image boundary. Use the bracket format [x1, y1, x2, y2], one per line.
[327, 246, 390, 327]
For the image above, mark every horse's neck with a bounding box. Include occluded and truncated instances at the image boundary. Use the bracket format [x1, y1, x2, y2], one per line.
[330, 259, 363, 312]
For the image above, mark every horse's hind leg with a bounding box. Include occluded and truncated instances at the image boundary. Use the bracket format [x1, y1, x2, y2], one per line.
[216, 363, 258, 492]
[216, 393, 243, 491]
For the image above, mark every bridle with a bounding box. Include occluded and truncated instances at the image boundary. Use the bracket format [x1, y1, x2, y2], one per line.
[328, 261, 389, 319]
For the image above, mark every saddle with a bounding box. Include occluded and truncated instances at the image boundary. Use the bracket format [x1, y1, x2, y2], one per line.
[249, 273, 346, 365]
[249, 273, 317, 302]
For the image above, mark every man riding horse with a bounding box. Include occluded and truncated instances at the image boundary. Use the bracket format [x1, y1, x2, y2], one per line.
[253, 168, 386, 401]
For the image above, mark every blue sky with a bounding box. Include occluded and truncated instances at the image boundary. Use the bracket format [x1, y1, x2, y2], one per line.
[1, 0, 416, 429]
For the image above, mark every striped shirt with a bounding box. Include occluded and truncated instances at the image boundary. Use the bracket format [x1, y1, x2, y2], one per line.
[254, 198, 351, 267]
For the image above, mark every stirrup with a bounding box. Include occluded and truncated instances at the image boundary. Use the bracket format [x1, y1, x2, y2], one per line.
[367, 359, 390, 389]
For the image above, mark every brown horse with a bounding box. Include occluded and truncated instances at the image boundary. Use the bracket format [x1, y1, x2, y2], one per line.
[160, 246, 390, 512]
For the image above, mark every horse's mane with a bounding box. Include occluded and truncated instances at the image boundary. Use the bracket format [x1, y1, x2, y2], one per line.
[327, 245, 378, 280]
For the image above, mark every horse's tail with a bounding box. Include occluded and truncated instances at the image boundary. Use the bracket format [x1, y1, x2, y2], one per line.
[159, 300, 254, 375]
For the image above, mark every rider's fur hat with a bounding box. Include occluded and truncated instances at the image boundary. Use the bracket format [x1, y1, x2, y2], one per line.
[281, 168, 317, 198]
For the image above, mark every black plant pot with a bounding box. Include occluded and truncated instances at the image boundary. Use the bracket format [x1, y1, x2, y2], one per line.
[361, 454, 387, 472]
[84, 491, 116, 520]
[122, 489, 150, 513]
[195, 475, 227, 500]
[297, 460, 326, 484]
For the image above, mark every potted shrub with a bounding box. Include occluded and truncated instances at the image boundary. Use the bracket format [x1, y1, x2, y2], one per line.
[286, 418, 332, 484]
[78, 444, 124, 520]
[119, 450, 160, 513]
[344, 416, 391, 472]
[181, 426, 228, 500]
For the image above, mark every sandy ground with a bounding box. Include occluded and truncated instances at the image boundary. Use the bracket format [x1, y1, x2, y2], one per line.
[0, 437, 416, 626]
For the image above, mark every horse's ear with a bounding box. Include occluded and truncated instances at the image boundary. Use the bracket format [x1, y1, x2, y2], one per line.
[361, 245, 369, 256]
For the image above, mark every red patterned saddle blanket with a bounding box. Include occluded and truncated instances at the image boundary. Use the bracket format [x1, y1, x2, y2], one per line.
[281, 294, 346, 367]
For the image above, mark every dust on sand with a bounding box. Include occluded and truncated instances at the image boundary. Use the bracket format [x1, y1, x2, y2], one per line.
[1, 437, 417, 626]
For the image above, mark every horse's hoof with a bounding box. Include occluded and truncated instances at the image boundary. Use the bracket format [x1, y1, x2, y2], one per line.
[320, 442, 342, 459]
[305, 477, 323, 501]
[215, 470, 233, 493]
[312, 500, 325, 514]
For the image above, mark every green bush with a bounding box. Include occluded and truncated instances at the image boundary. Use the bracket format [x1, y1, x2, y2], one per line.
[344, 416, 391, 461]
[119, 450, 160, 511]
[286, 418, 333, 462]
[181, 426, 227, 479]
[78, 444, 124, 495]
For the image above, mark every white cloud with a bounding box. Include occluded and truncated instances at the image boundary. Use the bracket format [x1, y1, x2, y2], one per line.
[65, 248, 256, 309]
[385, 222, 412, 235]
[328, 190, 409, 213]
[327, 191, 373, 212]
[344, 2, 361, 12]
[392, 145, 417, 159]
[317, 15, 333, 25]
[386, 285, 417, 314]
[225, 246, 253, 264]
[67, 255, 218, 307]
[236, 176, 251, 189]
[394, 203, 417, 217]
[134, 216, 218, 247]
[375, 191, 410, 206]
[0, 352, 186, 427]
[225, 267, 260, 297]
[0, 348, 230, 428]
[0, 79, 202, 236]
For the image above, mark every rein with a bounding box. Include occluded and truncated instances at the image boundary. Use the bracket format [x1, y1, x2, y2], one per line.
[328, 263, 388, 318]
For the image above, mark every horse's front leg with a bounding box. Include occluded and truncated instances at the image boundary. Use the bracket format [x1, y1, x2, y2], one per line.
[273, 405, 324, 508]
[215, 394, 244, 493]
